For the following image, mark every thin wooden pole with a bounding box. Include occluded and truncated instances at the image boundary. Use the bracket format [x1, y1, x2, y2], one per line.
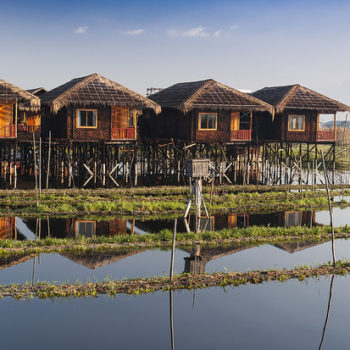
[321, 149, 336, 266]
[33, 133, 38, 207]
[46, 131, 51, 189]
[39, 137, 42, 196]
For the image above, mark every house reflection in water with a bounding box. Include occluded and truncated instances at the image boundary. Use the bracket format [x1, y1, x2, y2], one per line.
[183, 243, 252, 274]
[182, 211, 317, 233]
[22, 217, 136, 239]
[60, 249, 143, 269]
[274, 241, 322, 253]
[0, 217, 17, 240]
[70, 218, 136, 238]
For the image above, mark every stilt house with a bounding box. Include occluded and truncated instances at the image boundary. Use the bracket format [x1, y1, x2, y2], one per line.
[252, 84, 350, 143]
[143, 79, 273, 143]
[0, 79, 40, 139]
[41, 73, 160, 141]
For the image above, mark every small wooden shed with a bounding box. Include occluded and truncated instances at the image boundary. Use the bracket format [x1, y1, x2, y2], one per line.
[143, 79, 273, 143]
[0, 79, 40, 139]
[41, 73, 160, 141]
[252, 84, 350, 143]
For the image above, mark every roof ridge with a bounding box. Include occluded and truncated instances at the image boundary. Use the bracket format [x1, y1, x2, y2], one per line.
[182, 79, 213, 111]
[183, 79, 273, 113]
[214, 81, 274, 111]
[275, 84, 299, 111]
[0, 78, 40, 105]
[52, 74, 96, 106]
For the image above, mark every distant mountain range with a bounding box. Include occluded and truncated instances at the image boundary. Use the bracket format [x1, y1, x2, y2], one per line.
[321, 120, 350, 129]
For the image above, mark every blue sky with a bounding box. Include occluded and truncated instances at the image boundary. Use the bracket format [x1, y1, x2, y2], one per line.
[2, 0, 350, 104]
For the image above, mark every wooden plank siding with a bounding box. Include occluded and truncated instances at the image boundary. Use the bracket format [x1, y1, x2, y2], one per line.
[255, 109, 328, 143]
[42, 105, 138, 141]
[141, 108, 254, 143]
[0, 103, 16, 138]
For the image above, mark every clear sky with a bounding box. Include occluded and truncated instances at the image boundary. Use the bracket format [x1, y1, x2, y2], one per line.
[2, 0, 350, 104]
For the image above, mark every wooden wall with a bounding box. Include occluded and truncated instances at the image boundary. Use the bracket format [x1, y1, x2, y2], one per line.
[70, 106, 111, 141]
[255, 109, 318, 143]
[42, 105, 111, 141]
[281, 109, 317, 143]
[0, 104, 13, 127]
[41, 106, 68, 139]
[141, 108, 253, 143]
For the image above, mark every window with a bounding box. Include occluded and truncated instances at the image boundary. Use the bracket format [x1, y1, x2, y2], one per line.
[75, 221, 96, 237]
[198, 113, 217, 130]
[129, 109, 135, 127]
[288, 115, 305, 131]
[318, 113, 335, 130]
[77, 109, 97, 128]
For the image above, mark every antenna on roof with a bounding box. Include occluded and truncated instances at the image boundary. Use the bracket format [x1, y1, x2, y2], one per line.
[146, 87, 163, 96]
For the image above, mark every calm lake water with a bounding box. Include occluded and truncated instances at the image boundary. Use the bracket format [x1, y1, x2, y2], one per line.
[1, 238, 349, 285]
[1, 275, 350, 349]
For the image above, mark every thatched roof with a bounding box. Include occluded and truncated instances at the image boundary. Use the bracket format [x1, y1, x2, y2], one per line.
[252, 84, 350, 113]
[41, 73, 161, 114]
[0, 254, 33, 270]
[0, 79, 40, 111]
[148, 79, 273, 113]
[27, 87, 47, 97]
[274, 241, 322, 253]
[60, 249, 142, 269]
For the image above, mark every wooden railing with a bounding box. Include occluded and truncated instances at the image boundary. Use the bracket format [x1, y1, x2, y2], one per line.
[317, 130, 335, 141]
[112, 127, 136, 140]
[230, 129, 252, 141]
[0, 124, 16, 138]
[17, 124, 41, 134]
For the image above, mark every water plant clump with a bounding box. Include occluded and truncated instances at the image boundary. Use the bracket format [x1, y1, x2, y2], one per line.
[1, 260, 350, 300]
[0, 186, 349, 215]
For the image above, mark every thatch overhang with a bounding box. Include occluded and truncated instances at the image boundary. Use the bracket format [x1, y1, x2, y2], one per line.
[0, 79, 40, 112]
[252, 84, 350, 114]
[148, 79, 273, 114]
[41, 73, 161, 114]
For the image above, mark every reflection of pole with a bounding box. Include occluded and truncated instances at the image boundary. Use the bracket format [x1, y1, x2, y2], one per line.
[321, 150, 336, 266]
[32, 255, 36, 285]
[318, 274, 335, 350]
[169, 290, 175, 350]
[170, 219, 177, 281]
[47, 216, 50, 238]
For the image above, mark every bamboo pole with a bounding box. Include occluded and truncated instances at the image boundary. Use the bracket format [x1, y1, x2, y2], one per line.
[39, 137, 42, 196]
[33, 133, 38, 207]
[46, 131, 51, 189]
[321, 149, 336, 266]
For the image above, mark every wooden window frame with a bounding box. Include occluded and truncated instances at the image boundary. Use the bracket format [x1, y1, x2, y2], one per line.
[284, 211, 302, 226]
[288, 114, 305, 132]
[76, 109, 98, 129]
[317, 113, 336, 130]
[198, 113, 217, 131]
[75, 220, 96, 235]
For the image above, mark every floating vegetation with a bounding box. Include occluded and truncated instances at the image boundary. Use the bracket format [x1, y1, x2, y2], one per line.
[0, 186, 349, 215]
[0, 225, 350, 257]
[1, 261, 350, 300]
